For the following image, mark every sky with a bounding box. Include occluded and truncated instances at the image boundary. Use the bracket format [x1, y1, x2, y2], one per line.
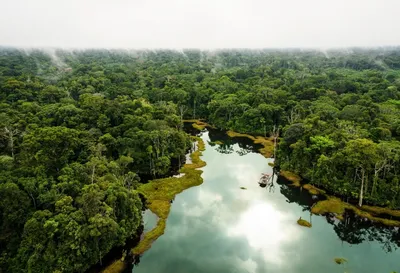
[1, 0, 400, 49]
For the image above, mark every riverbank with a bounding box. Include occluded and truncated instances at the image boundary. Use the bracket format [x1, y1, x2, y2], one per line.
[133, 136, 206, 254]
[280, 170, 400, 226]
[101, 136, 206, 273]
[183, 119, 214, 130]
[102, 122, 400, 272]
[216, 123, 400, 227]
[226, 130, 274, 158]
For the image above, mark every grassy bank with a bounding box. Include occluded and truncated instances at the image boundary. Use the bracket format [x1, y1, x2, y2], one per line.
[183, 119, 214, 130]
[101, 137, 206, 273]
[132, 136, 206, 255]
[226, 130, 274, 158]
[280, 170, 400, 226]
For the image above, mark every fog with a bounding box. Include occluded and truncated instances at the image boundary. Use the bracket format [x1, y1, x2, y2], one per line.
[1, 0, 400, 49]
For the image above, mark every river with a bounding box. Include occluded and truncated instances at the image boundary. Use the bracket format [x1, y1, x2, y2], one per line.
[131, 130, 400, 273]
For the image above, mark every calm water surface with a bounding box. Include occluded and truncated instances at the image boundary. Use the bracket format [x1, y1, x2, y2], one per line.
[132, 131, 400, 273]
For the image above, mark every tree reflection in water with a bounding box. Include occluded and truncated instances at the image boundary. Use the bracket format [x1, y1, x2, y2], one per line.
[208, 129, 400, 254]
[128, 131, 400, 272]
[277, 174, 400, 253]
[207, 129, 260, 156]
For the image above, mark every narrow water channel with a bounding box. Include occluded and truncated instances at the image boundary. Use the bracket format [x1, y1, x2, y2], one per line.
[132, 130, 400, 273]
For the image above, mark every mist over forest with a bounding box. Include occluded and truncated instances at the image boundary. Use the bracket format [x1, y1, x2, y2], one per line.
[2, 46, 400, 272]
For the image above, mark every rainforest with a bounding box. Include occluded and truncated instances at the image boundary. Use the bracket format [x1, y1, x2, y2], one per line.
[1, 48, 400, 272]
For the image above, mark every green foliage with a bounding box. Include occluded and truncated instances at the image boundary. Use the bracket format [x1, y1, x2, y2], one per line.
[0, 49, 192, 272]
[2, 48, 400, 271]
[133, 137, 206, 255]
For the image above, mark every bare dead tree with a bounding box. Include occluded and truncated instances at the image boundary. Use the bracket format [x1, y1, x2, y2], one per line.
[2, 127, 20, 160]
[286, 107, 301, 125]
[272, 125, 280, 159]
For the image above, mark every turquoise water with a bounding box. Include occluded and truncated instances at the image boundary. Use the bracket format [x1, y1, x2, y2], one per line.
[132, 131, 400, 273]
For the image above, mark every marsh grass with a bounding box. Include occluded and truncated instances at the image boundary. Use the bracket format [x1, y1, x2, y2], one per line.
[334, 257, 347, 265]
[280, 170, 301, 187]
[303, 184, 326, 195]
[362, 205, 400, 218]
[209, 140, 223, 145]
[101, 260, 126, 273]
[280, 170, 400, 227]
[297, 218, 312, 228]
[132, 136, 206, 255]
[183, 119, 214, 130]
[312, 197, 400, 227]
[226, 130, 274, 158]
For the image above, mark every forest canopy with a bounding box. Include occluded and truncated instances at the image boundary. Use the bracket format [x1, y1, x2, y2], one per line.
[1, 47, 400, 272]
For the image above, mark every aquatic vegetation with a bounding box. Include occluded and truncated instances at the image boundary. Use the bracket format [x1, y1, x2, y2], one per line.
[132, 137, 206, 255]
[279, 169, 400, 226]
[281, 170, 400, 226]
[183, 119, 213, 130]
[101, 260, 126, 273]
[303, 184, 326, 195]
[312, 197, 348, 216]
[209, 140, 224, 145]
[280, 170, 301, 187]
[133, 219, 167, 254]
[226, 130, 274, 158]
[193, 123, 206, 130]
[361, 205, 400, 218]
[268, 162, 275, 167]
[297, 217, 312, 228]
[312, 197, 400, 227]
[334, 257, 348, 265]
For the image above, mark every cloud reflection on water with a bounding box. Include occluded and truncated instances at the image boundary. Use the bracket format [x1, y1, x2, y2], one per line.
[176, 133, 304, 272]
[135, 132, 400, 273]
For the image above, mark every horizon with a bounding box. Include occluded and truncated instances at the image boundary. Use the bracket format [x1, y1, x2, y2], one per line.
[1, 45, 400, 51]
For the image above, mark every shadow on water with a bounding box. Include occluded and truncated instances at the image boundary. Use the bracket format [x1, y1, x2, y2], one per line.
[86, 226, 142, 273]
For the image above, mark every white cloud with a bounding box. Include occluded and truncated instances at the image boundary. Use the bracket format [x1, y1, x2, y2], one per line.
[1, 0, 399, 48]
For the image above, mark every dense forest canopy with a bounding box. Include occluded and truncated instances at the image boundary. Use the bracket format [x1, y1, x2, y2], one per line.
[1, 47, 400, 272]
